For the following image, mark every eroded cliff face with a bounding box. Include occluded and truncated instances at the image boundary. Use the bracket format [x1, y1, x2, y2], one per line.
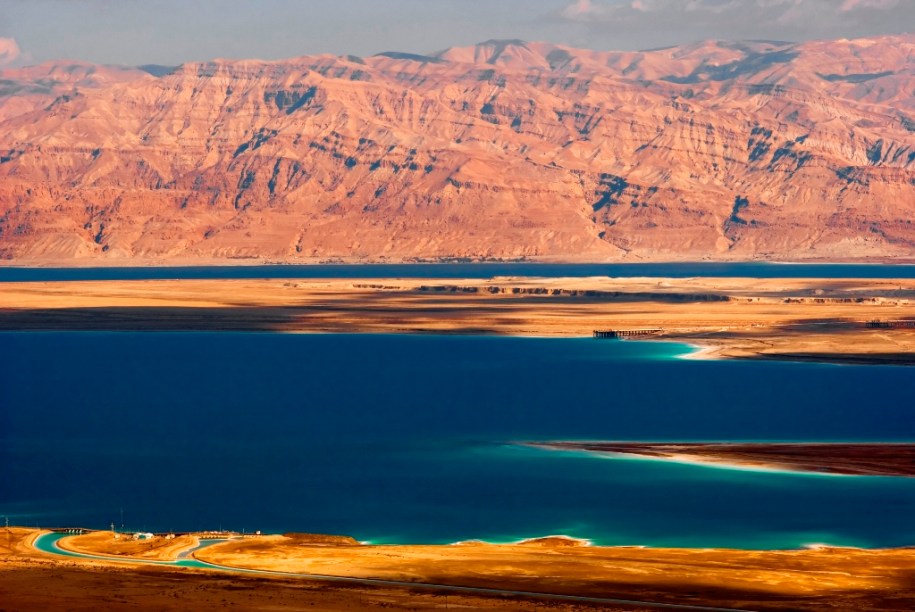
[0, 36, 913, 262]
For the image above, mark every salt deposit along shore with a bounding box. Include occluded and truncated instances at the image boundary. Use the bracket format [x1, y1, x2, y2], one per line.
[521, 442, 915, 477]
[1, 275, 914, 364]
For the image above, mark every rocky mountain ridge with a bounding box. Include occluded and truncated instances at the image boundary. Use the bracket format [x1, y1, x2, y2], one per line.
[0, 35, 913, 262]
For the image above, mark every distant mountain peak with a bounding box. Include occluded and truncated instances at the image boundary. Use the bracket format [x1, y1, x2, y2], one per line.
[373, 51, 445, 64]
[478, 38, 529, 48]
[137, 64, 179, 77]
[0, 35, 913, 262]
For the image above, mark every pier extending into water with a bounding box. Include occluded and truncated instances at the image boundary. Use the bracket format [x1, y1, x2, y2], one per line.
[593, 329, 662, 339]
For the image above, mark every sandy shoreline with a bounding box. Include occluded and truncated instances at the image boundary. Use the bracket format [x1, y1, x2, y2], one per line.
[1, 275, 914, 364]
[4, 256, 915, 268]
[677, 343, 722, 360]
[522, 442, 915, 477]
[5, 527, 915, 611]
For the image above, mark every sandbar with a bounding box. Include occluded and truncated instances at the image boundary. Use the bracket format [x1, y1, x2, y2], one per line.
[523, 442, 915, 477]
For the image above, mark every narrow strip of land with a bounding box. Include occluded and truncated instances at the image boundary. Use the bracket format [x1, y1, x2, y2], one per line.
[523, 442, 915, 477]
[1, 276, 914, 364]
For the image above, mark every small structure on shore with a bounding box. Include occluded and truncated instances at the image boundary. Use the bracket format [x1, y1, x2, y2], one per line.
[53, 528, 88, 535]
[593, 329, 661, 339]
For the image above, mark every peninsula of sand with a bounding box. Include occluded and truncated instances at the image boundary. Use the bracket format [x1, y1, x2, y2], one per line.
[522, 442, 915, 477]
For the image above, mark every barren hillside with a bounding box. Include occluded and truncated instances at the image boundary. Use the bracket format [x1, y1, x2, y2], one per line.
[0, 36, 913, 262]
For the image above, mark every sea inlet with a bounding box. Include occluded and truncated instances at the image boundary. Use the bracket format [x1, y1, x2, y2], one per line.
[2, 330, 913, 549]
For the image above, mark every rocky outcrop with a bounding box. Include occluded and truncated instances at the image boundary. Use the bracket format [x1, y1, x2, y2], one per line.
[0, 36, 913, 262]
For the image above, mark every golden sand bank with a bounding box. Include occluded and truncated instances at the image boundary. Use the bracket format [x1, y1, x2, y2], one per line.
[4, 528, 915, 611]
[1, 275, 914, 363]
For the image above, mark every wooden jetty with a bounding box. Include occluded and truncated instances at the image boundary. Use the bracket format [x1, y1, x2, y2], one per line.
[593, 329, 662, 339]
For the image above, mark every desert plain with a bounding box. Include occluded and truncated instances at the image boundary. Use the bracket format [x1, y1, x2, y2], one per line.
[4, 527, 915, 611]
[1, 274, 914, 363]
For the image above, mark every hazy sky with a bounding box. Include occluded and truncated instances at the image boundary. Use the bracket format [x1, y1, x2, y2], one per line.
[0, 0, 912, 66]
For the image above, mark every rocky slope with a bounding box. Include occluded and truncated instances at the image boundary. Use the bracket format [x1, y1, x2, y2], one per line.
[0, 36, 913, 262]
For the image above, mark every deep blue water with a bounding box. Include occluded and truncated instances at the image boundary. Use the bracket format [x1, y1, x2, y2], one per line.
[1, 332, 913, 549]
[2, 262, 915, 282]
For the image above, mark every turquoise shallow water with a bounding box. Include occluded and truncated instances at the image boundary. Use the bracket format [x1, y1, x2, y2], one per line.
[2, 332, 913, 549]
[32, 532, 218, 569]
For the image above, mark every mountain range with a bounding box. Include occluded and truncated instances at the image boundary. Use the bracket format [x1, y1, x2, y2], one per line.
[1, 35, 913, 262]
